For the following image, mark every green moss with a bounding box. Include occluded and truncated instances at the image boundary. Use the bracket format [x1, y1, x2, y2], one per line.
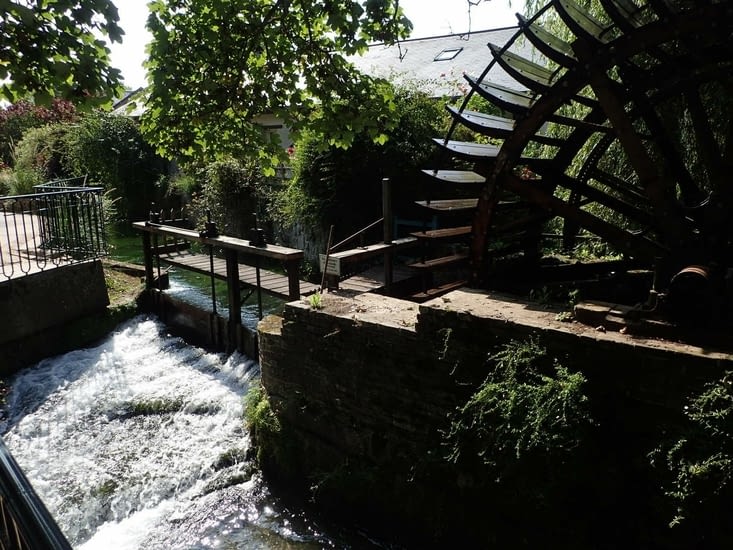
[129, 398, 184, 416]
[244, 384, 283, 466]
[91, 479, 118, 499]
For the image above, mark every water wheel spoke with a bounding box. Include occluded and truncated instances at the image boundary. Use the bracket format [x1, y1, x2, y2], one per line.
[503, 174, 666, 260]
[600, 0, 654, 31]
[575, 46, 683, 234]
[557, 174, 655, 226]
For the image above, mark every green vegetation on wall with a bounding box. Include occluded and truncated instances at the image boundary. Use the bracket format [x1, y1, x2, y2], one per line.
[443, 338, 593, 538]
[653, 371, 733, 546]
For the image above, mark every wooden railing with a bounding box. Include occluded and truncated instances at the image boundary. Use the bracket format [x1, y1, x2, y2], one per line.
[133, 220, 308, 351]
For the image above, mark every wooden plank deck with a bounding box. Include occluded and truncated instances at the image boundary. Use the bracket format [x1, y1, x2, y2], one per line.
[157, 249, 320, 300]
[339, 265, 417, 293]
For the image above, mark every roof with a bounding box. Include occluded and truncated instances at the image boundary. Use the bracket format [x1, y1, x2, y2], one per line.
[111, 87, 146, 117]
[348, 27, 537, 98]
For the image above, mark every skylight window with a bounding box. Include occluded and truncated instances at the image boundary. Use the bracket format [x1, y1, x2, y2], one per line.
[434, 47, 463, 61]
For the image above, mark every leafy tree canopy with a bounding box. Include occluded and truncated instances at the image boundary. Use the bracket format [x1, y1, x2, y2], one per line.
[0, 0, 124, 106]
[142, 0, 413, 174]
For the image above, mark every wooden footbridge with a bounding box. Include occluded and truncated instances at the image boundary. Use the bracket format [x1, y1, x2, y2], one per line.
[132, 221, 319, 303]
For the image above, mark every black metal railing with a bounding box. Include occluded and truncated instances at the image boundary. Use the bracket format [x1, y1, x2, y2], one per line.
[0, 187, 106, 280]
[33, 175, 88, 193]
[0, 438, 71, 550]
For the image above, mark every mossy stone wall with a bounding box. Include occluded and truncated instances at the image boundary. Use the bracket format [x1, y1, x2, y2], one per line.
[258, 290, 733, 545]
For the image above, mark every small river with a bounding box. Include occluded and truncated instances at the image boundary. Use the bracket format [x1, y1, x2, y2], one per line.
[1, 315, 390, 547]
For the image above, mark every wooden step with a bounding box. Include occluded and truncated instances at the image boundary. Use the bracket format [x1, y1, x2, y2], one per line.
[410, 225, 472, 240]
[415, 198, 530, 213]
[408, 253, 469, 270]
[421, 170, 485, 185]
[415, 198, 478, 212]
[517, 14, 577, 67]
[446, 107, 564, 147]
[409, 279, 469, 302]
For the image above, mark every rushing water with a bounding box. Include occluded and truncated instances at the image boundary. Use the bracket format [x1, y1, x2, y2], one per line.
[1, 316, 381, 549]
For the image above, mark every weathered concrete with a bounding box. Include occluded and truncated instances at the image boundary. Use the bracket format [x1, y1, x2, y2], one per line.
[0, 260, 110, 373]
[139, 289, 258, 358]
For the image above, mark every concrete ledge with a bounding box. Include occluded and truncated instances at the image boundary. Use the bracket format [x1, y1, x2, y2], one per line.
[0, 260, 109, 345]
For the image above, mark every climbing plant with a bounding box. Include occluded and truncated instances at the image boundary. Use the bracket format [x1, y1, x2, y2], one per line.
[272, 85, 449, 237]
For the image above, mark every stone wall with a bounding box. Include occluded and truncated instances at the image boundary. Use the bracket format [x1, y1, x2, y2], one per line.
[258, 288, 733, 545]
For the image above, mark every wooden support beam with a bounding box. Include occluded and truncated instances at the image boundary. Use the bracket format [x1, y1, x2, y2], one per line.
[284, 260, 301, 301]
[141, 231, 154, 290]
[225, 249, 241, 349]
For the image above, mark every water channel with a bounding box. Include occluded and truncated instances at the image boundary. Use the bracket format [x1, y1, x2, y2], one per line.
[1, 233, 392, 549]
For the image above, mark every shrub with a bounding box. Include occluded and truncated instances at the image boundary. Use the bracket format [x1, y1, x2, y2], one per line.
[0, 169, 15, 195]
[189, 158, 267, 237]
[653, 371, 733, 546]
[445, 338, 592, 469]
[63, 112, 166, 220]
[0, 99, 77, 167]
[11, 123, 72, 193]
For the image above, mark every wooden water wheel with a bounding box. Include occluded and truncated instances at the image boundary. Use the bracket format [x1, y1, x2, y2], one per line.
[416, 0, 733, 323]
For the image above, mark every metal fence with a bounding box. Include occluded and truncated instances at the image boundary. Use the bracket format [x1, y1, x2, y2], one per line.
[0, 186, 106, 280]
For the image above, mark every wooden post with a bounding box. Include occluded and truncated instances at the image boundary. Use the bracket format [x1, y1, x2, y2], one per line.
[285, 260, 300, 301]
[320, 225, 335, 292]
[225, 249, 241, 350]
[382, 177, 393, 294]
[142, 231, 154, 289]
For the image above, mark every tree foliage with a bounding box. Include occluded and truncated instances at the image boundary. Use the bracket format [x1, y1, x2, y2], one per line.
[0, 0, 124, 105]
[142, 0, 413, 173]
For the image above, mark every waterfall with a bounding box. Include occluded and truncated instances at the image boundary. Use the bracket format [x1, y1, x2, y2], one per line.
[0, 316, 360, 549]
